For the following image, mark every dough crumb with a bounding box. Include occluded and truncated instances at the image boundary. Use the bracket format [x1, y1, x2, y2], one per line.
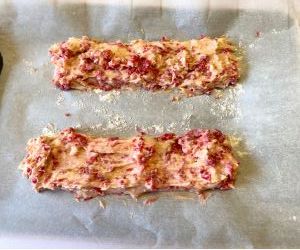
[237, 150, 249, 157]
[143, 197, 159, 206]
[255, 31, 261, 38]
[198, 191, 212, 205]
[98, 199, 106, 209]
[174, 195, 194, 201]
[171, 95, 183, 102]
[228, 135, 242, 148]
[228, 135, 249, 158]
[212, 89, 224, 99]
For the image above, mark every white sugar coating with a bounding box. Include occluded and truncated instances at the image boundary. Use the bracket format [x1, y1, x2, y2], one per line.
[71, 99, 85, 109]
[42, 123, 58, 135]
[167, 122, 176, 130]
[51, 62, 243, 140]
[140, 124, 165, 134]
[210, 84, 244, 120]
[56, 93, 64, 106]
[23, 59, 38, 75]
[271, 29, 280, 34]
[151, 124, 164, 134]
[106, 114, 128, 130]
[93, 107, 108, 116]
[89, 123, 103, 131]
[74, 124, 82, 129]
[94, 90, 121, 103]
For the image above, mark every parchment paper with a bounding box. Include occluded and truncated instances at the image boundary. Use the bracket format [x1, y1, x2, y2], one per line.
[0, 0, 299, 248]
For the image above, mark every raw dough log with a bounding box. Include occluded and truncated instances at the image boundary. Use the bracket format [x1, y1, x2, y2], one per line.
[19, 128, 239, 201]
[49, 36, 240, 96]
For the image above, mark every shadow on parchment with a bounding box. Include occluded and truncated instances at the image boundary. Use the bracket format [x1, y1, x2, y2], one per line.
[0, 2, 21, 200]
[0, 3, 19, 109]
[233, 136, 260, 190]
[0, 2, 297, 248]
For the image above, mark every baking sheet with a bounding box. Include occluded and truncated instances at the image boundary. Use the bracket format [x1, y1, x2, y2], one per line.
[0, 0, 300, 248]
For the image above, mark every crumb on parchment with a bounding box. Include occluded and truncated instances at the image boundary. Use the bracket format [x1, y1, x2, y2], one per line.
[98, 199, 106, 209]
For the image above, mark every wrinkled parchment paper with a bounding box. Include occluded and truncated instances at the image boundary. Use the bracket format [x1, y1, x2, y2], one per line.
[0, 0, 299, 248]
